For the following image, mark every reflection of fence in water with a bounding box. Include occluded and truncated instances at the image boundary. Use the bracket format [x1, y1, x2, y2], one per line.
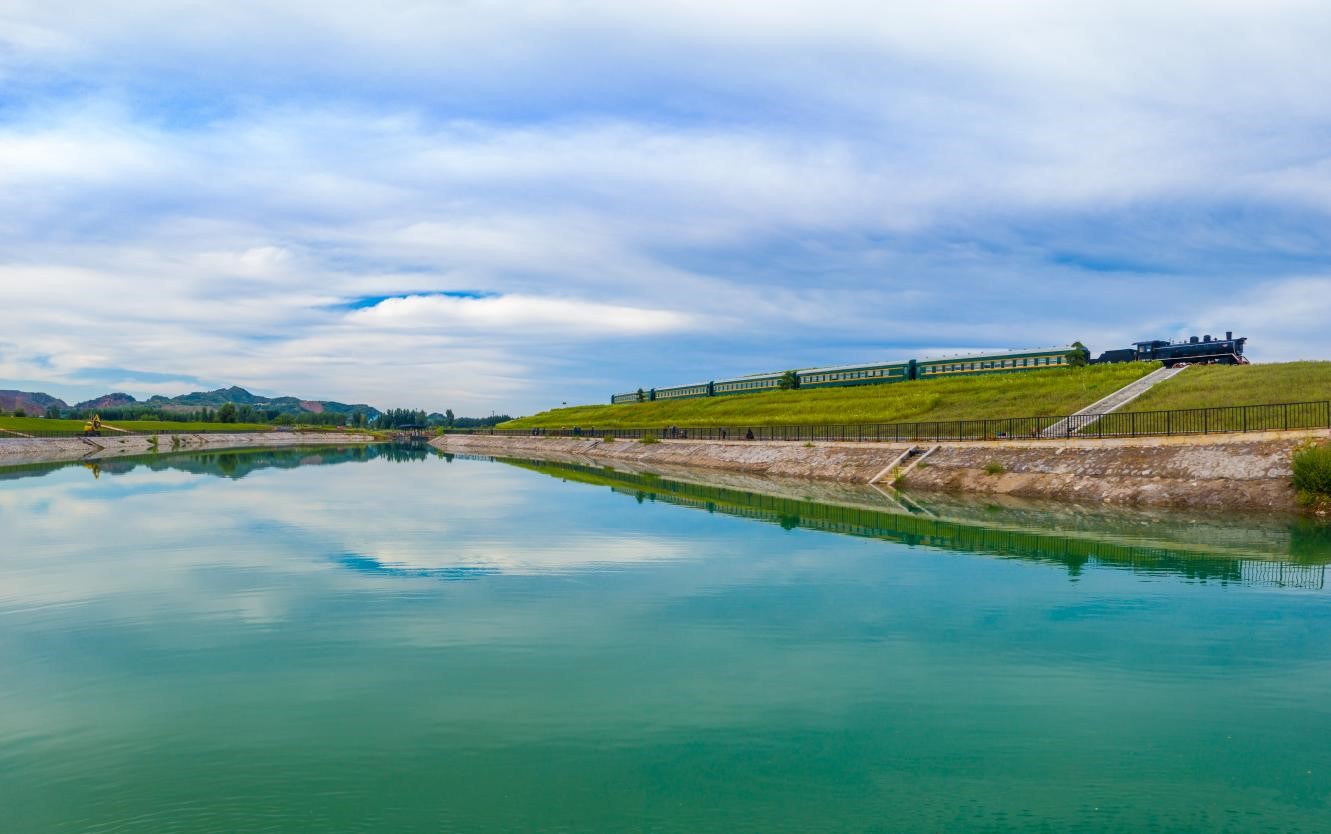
[500, 458, 1323, 590]
[1240, 561, 1326, 590]
[636, 486, 1317, 587]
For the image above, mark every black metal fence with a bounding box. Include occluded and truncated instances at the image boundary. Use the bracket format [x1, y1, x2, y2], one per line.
[444, 400, 1331, 444]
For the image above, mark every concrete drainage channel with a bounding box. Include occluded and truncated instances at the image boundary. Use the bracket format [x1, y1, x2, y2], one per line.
[868, 445, 940, 485]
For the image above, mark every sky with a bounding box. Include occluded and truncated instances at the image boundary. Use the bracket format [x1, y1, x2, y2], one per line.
[2, 0, 1330, 415]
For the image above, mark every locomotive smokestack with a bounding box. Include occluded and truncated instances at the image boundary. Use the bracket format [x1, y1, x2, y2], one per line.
[1190, 336, 1200, 344]
[1226, 331, 1232, 340]
[1204, 334, 1211, 342]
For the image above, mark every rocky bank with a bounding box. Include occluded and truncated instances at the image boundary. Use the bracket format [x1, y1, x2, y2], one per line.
[434, 429, 1331, 513]
[0, 431, 378, 467]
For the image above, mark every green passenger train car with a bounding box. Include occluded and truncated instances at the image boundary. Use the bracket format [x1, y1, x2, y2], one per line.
[797, 360, 913, 389]
[609, 345, 1088, 404]
[652, 381, 712, 401]
[913, 347, 1073, 379]
[713, 372, 784, 395]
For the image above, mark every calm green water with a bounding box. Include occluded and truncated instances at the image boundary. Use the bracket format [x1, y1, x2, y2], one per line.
[2, 446, 1330, 833]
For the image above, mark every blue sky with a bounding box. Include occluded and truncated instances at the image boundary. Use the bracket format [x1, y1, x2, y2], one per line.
[2, 1, 1330, 414]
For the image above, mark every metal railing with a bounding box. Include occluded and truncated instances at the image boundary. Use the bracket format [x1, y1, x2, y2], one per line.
[443, 400, 1331, 444]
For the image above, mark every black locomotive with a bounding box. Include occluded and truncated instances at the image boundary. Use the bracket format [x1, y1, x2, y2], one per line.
[1092, 332, 1247, 367]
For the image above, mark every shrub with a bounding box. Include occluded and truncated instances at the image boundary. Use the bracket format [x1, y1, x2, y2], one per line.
[640, 435, 659, 444]
[603, 435, 616, 443]
[1292, 441, 1331, 502]
[983, 460, 1006, 476]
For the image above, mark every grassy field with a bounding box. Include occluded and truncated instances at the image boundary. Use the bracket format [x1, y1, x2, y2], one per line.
[1126, 361, 1331, 411]
[502, 363, 1158, 429]
[0, 417, 280, 435]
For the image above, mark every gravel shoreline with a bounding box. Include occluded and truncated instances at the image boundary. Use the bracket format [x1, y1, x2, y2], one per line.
[0, 432, 378, 467]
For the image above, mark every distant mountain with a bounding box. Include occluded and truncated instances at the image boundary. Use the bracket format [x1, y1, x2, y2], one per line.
[0, 390, 68, 414]
[5, 386, 381, 419]
[143, 386, 381, 417]
[74, 392, 138, 410]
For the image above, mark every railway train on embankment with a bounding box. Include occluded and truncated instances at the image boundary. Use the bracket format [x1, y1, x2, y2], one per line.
[611, 332, 1247, 404]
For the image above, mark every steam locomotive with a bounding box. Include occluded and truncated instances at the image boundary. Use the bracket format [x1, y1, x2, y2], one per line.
[1090, 331, 1248, 368]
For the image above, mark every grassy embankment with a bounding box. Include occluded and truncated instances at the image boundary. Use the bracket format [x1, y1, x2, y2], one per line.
[1126, 361, 1331, 411]
[0, 417, 303, 435]
[501, 363, 1157, 429]
[1120, 361, 1331, 434]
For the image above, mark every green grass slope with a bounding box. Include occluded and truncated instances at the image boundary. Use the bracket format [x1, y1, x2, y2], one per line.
[502, 363, 1157, 429]
[1127, 361, 1331, 412]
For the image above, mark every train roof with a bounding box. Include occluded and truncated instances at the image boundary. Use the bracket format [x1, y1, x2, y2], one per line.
[914, 345, 1079, 363]
[794, 358, 910, 374]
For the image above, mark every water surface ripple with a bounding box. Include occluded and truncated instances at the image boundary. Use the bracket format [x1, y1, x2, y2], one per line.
[1, 446, 1329, 833]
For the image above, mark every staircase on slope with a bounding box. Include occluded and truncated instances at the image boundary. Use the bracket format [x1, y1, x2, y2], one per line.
[1039, 364, 1189, 439]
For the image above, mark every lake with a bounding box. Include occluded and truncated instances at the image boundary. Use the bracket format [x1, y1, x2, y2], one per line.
[2, 445, 1330, 832]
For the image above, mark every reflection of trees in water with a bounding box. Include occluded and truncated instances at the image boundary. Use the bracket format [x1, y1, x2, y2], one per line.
[147, 443, 439, 478]
[505, 458, 1329, 590]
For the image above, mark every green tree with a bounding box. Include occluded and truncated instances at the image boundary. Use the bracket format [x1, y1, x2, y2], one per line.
[445, 408, 455, 427]
[45, 404, 61, 419]
[13, 408, 26, 418]
[217, 402, 237, 423]
[1066, 341, 1089, 368]
[636, 388, 646, 403]
[778, 370, 799, 390]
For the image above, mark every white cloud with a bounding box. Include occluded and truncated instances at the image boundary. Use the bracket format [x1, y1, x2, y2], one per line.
[348, 294, 694, 336]
[1195, 277, 1331, 362]
[1, 1, 1330, 410]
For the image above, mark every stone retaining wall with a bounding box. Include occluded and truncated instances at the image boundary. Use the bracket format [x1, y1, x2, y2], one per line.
[434, 429, 1331, 512]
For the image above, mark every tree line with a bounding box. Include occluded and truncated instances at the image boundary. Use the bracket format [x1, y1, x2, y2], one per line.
[1, 403, 512, 429]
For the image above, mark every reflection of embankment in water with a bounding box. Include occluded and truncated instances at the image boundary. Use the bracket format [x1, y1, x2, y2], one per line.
[0, 442, 440, 483]
[499, 457, 1331, 591]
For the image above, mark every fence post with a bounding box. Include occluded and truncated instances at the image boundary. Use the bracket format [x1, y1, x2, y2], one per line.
[1203, 409, 1208, 435]
[1284, 403, 1289, 431]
